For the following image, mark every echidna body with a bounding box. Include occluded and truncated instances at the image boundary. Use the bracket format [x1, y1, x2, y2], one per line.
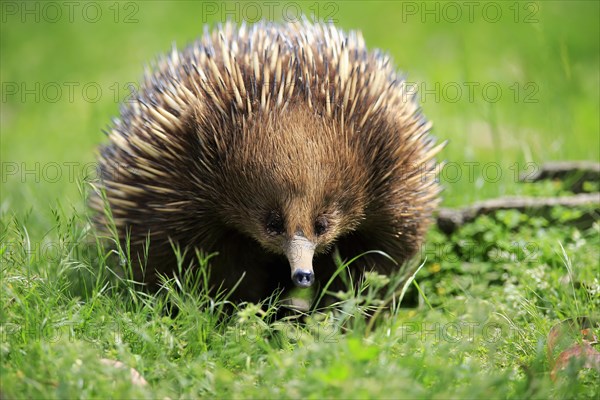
[92, 21, 442, 302]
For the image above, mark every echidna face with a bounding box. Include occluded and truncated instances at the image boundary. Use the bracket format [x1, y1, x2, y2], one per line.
[221, 173, 359, 289]
[245, 179, 365, 289]
[260, 206, 343, 288]
[259, 206, 336, 288]
[218, 108, 368, 289]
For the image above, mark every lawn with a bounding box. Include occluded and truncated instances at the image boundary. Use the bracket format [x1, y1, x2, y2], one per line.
[1, 1, 599, 398]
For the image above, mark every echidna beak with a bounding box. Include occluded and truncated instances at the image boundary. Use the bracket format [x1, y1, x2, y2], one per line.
[286, 234, 316, 288]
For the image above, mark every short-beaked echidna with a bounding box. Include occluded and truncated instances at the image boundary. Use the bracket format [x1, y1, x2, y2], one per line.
[91, 20, 443, 303]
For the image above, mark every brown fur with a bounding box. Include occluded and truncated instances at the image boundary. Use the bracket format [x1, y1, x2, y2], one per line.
[91, 21, 443, 303]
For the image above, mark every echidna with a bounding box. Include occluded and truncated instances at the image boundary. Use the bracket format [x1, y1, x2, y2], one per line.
[91, 20, 443, 303]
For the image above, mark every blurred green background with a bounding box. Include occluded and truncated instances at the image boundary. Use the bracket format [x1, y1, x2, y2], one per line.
[1, 1, 599, 235]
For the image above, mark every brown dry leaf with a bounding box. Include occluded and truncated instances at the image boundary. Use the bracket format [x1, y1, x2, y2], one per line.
[100, 358, 148, 386]
[547, 316, 600, 382]
[550, 342, 600, 381]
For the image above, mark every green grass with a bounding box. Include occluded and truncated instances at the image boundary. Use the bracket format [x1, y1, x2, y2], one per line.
[1, 1, 599, 398]
[2, 195, 599, 398]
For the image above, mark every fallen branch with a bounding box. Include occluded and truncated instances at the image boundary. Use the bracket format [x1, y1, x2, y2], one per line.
[437, 193, 600, 234]
[521, 161, 600, 192]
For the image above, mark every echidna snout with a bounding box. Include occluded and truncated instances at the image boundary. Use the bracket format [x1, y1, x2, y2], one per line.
[286, 234, 316, 288]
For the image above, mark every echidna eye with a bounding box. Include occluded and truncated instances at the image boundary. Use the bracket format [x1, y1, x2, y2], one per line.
[266, 211, 285, 235]
[314, 216, 328, 236]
